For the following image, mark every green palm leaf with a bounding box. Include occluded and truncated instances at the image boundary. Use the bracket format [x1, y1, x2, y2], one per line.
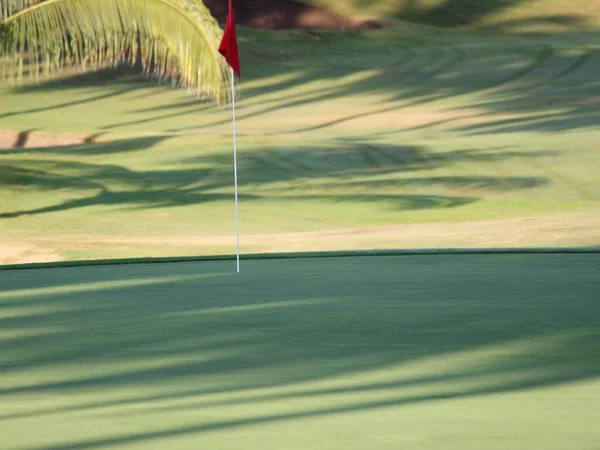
[0, 0, 231, 103]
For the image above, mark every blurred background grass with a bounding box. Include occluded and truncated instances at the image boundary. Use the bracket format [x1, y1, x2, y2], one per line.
[1, 1, 599, 263]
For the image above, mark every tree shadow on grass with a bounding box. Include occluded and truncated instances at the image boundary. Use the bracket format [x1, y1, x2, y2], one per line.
[153, 26, 599, 137]
[354, 0, 593, 28]
[0, 254, 598, 449]
[0, 70, 147, 120]
[0, 67, 186, 123]
[3, 16, 599, 136]
[0, 135, 167, 155]
[0, 139, 552, 218]
[316, 175, 549, 191]
[7, 67, 147, 93]
[394, 0, 525, 26]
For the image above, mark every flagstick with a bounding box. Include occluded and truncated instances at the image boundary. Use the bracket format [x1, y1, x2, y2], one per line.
[231, 67, 240, 273]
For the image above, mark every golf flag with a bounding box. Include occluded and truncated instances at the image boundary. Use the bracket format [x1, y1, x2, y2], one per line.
[219, 0, 242, 272]
[219, 0, 241, 77]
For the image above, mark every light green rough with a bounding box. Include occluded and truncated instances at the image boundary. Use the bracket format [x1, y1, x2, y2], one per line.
[307, 0, 600, 30]
[0, 254, 599, 449]
[0, 25, 599, 262]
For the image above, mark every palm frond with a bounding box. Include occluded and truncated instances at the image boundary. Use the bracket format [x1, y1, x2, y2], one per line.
[1, 1, 48, 21]
[0, 0, 231, 103]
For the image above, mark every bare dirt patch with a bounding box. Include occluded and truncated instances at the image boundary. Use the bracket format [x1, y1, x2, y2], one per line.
[204, 0, 381, 30]
[0, 130, 91, 149]
[0, 243, 60, 265]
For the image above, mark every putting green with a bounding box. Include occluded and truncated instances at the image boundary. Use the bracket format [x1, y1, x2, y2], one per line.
[0, 254, 598, 449]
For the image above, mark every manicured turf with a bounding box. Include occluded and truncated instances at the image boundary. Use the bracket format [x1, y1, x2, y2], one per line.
[0, 254, 599, 449]
[1, 25, 599, 263]
[309, 0, 600, 30]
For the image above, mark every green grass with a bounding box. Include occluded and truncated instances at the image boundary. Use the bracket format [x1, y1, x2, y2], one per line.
[1, 25, 599, 263]
[0, 254, 598, 449]
[306, 0, 600, 30]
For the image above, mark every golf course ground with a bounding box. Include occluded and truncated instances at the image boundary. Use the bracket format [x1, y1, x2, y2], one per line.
[1, 1, 599, 448]
[1, 4, 599, 263]
[0, 253, 599, 449]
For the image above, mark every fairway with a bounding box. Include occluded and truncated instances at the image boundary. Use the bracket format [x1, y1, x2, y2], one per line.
[2, 23, 599, 263]
[1, 254, 599, 449]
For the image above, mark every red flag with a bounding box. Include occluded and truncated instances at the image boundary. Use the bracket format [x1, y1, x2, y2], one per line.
[218, 0, 241, 77]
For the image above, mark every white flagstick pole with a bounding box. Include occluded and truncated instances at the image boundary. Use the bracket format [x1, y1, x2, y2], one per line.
[231, 67, 240, 273]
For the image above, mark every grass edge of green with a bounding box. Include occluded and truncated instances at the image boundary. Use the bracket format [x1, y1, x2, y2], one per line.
[2, 247, 599, 271]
